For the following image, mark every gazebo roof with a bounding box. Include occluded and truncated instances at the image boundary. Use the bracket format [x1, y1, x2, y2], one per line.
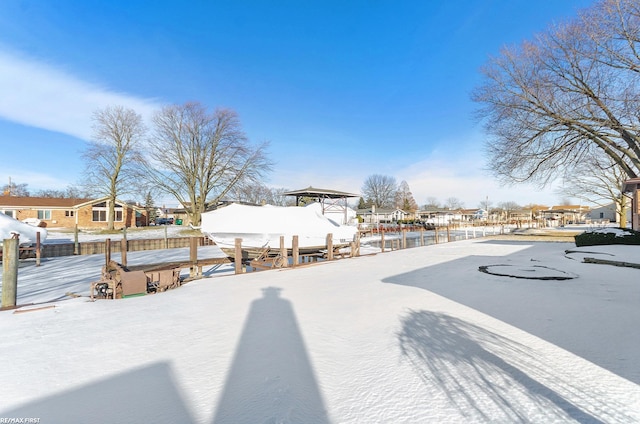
[282, 186, 359, 199]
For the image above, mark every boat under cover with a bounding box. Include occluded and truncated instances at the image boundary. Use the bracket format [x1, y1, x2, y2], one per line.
[200, 203, 357, 253]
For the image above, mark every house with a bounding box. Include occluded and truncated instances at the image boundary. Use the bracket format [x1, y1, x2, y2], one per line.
[357, 206, 408, 224]
[586, 203, 629, 224]
[0, 196, 148, 229]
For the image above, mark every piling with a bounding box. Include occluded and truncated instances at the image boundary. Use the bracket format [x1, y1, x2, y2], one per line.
[326, 233, 334, 261]
[292, 236, 299, 266]
[105, 238, 111, 267]
[120, 238, 127, 267]
[1, 237, 18, 308]
[279, 236, 287, 267]
[35, 232, 41, 266]
[190, 237, 198, 277]
[234, 238, 243, 274]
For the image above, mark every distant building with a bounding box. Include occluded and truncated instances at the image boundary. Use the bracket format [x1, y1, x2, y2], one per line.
[357, 206, 408, 224]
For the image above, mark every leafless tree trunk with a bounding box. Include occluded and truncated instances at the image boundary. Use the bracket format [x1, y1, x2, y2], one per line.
[361, 174, 397, 209]
[473, 0, 640, 188]
[144, 102, 271, 226]
[83, 106, 146, 230]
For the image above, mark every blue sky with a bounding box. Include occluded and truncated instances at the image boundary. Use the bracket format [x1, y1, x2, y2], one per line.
[0, 0, 595, 208]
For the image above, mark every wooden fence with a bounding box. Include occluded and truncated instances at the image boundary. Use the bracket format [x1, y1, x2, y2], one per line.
[40, 236, 215, 258]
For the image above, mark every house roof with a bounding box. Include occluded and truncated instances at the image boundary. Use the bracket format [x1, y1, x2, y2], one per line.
[0, 196, 92, 208]
[0, 196, 145, 211]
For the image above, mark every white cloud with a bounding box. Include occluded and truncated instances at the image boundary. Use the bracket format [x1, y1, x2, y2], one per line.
[397, 155, 564, 208]
[0, 49, 161, 141]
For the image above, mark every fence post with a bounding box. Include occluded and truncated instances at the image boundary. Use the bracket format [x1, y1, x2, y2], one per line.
[1, 237, 19, 308]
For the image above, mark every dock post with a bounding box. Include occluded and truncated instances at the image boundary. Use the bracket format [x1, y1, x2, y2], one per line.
[74, 224, 79, 255]
[435, 227, 439, 244]
[420, 228, 424, 246]
[36, 231, 41, 267]
[234, 238, 243, 274]
[326, 233, 334, 260]
[1, 237, 18, 308]
[381, 230, 385, 252]
[279, 236, 287, 267]
[447, 225, 451, 242]
[292, 236, 299, 266]
[190, 237, 198, 277]
[402, 229, 407, 249]
[105, 238, 111, 267]
[120, 238, 127, 267]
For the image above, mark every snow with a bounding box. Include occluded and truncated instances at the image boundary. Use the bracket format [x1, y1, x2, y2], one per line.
[0, 213, 47, 244]
[1, 234, 639, 423]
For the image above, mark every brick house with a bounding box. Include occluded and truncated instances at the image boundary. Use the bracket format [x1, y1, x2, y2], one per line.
[0, 196, 148, 229]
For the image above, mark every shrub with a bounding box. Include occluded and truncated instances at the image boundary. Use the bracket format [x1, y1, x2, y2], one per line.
[574, 228, 640, 247]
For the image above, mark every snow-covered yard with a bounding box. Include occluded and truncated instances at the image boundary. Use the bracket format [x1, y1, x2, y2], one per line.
[0, 235, 639, 423]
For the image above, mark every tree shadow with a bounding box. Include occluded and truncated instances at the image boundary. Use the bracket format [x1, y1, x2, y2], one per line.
[398, 310, 633, 423]
[212, 286, 331, 424]
[0, 362, 196, 423]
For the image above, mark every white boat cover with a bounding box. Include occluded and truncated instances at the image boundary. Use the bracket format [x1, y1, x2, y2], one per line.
[201, 203, 357, 249]
[0, 213, 48, 244]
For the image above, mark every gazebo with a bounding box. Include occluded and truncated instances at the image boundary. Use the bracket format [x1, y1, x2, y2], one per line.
[282, 186, 359, 224]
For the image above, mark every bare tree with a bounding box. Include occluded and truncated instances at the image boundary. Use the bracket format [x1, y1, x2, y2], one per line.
[423, 197, 441, 210]
[559, 153, 631, 226]
[230, 183, 291, 206]
[83, 106, 146, 229]
[145, 102, 272, 226]
[361, 174, 397, 208]
[33, 185, 91, 199]
[394, 180, 419, 212]
[472, 0, 640, 188]
[444, 197, 464, 210]
[1, 180, 29, 196]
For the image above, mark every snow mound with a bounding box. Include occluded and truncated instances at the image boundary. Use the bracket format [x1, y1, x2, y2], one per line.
[0, 213, 47, 244]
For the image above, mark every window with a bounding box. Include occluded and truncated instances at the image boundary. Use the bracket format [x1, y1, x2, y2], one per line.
[92, 210, 107, 222]
[65, 210, 75, 217]
[2, 210, 14, 218]
[92, 204, 124, 222]
[37, 210, 51, 220]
